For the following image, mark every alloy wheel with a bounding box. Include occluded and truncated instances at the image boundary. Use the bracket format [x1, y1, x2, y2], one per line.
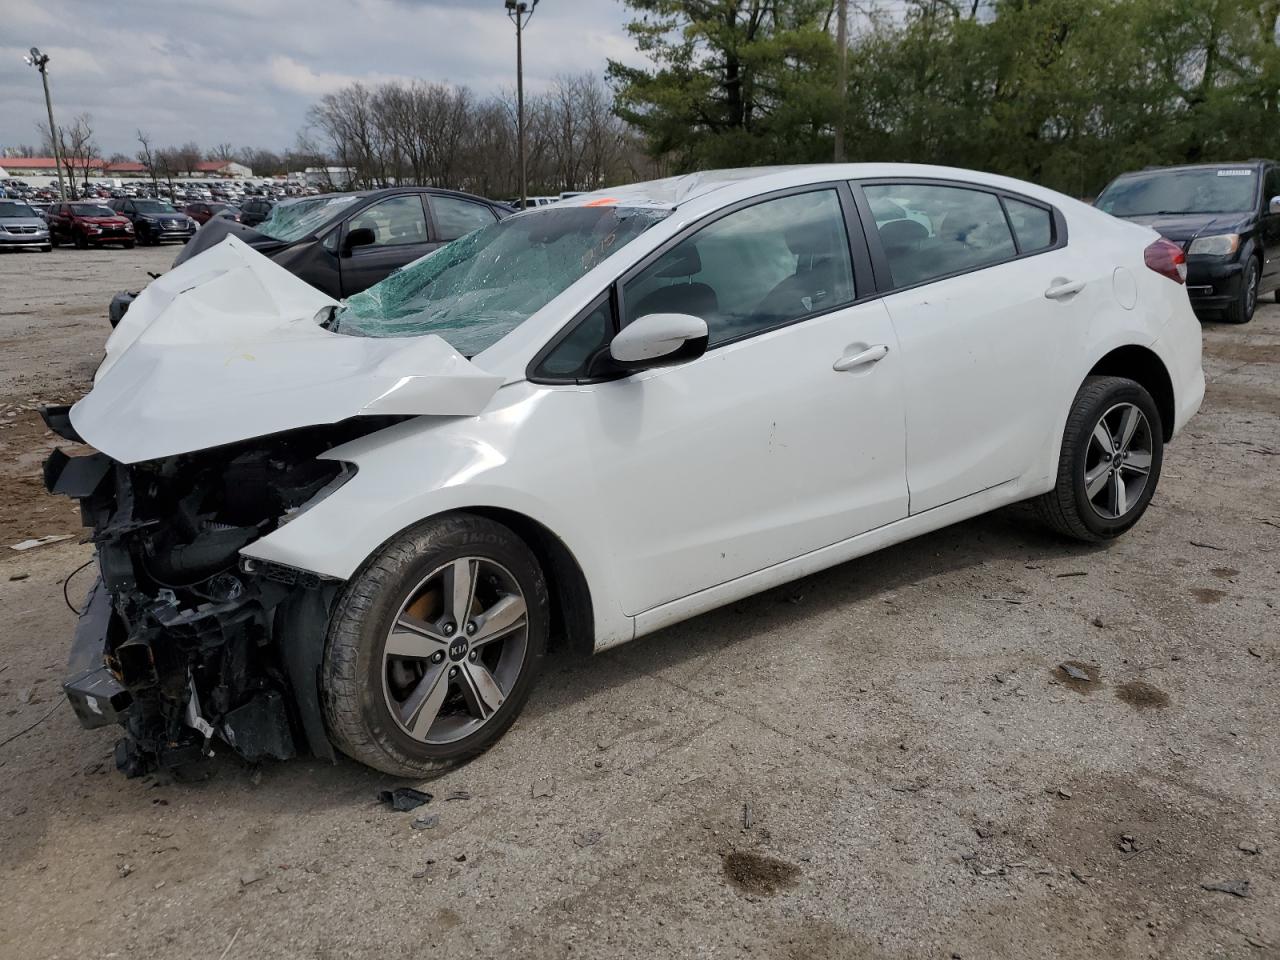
[1084, 402, 1153, 520]
[381, 557, 529, 745]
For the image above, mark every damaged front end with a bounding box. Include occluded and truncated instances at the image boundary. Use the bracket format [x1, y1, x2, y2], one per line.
[43, 407, 389, 777]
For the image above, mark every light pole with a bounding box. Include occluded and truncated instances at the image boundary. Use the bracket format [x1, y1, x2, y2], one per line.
[23, 47, 66, 200]
[505, 0, 538, 209]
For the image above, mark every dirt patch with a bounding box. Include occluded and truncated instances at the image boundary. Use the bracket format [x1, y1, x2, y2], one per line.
[1202, 379, 1280, 417]
[1189, 587, 1227, 604]
[722, 851, 801, 895]
[1052, 660, 1100, 693]
[1204, 341, 1280, 366]
[0, 405, 88, 547]
[1210, 566, 1239, 579]
[1115, 681, 1170, 710]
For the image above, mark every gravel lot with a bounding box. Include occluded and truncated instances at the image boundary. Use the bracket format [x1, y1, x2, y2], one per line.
[0, 244, 1276, 959]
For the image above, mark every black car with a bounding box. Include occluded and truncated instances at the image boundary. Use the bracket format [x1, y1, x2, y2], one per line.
[1095, 160, 1280, 324]
[107, 198, 197, 245]
[240, 196, 275, 227]
[109, 187, 512, 326]
[173, 187, 513, 299]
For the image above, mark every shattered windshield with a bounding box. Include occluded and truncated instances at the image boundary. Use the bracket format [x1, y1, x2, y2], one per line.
[331, 205, 670, 355]
[256, 195, 358, 242]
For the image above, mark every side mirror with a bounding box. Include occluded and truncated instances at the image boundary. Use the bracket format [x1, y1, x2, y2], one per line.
[1270, 195, 1280, 215]
[344, 226, 375, 255]
[608, 312, 708, 370]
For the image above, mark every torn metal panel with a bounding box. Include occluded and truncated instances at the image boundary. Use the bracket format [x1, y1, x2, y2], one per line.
[72, 235, 503, 464]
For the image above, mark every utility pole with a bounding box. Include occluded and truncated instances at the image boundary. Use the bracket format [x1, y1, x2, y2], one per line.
[505, 0, 539, 208]
[834, 1, 848, 163]
[23, 47, 66, 200]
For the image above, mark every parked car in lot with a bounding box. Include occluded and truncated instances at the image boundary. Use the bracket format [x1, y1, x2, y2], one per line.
[1095, 159, 1280, 323]
[172, 186, 514, 299]
[183, 201, 241, 225]
[47, 202, 135, 248]
[240, 197, 275, 226]
[0, 199, 51, 252]
[46, 163, 1203, 779]
[107, 198, 197, 245]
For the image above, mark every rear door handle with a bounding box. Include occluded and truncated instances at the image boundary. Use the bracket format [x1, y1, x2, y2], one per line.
[1044, 279, 1086, 300]
[833, 343, 890, 371]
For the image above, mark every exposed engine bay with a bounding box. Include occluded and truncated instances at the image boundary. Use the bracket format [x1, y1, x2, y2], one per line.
[43, 406, 397, 777]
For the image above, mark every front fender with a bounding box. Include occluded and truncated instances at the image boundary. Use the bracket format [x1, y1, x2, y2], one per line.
[240, 404, 631, 647]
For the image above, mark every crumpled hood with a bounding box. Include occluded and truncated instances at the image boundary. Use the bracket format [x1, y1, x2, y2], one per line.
[72, 234, 504, 464]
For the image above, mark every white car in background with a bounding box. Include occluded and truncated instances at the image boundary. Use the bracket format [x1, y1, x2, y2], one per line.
[45, 163, 1203, 778]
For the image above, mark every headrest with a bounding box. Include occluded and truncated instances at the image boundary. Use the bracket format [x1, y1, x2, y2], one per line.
[878, 218, 929, 247]
[654, 244, 702, 278]
[784, 219, 835, 257]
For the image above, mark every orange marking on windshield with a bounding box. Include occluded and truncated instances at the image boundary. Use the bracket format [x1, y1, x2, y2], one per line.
[584, 197, 619, 207]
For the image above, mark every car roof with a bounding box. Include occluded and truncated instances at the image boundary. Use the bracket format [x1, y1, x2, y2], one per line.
[1122, 160, 1270, 176]
[553, 163, 1078, 212]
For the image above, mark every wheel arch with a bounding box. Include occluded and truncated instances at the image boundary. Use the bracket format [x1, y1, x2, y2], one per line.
[1086, 345, 1175, 441]
[443, 506, 595, 657]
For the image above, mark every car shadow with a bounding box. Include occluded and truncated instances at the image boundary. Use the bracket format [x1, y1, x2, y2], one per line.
[521, 503, 1106, 721]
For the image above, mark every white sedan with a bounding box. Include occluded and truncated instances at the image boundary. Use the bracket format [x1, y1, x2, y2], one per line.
[48, 164, 1204, 778]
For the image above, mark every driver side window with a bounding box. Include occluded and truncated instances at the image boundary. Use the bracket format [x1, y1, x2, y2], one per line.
[622, 190, 856, 347]
[347, 195, 429, 248]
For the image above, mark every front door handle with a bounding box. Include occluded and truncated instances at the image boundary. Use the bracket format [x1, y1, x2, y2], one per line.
[1044, 278, 1086, 300]
[833, 343, 890, 371]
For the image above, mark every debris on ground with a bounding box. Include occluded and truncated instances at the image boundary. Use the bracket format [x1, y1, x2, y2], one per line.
[443, 790, 471, 801]
[377, 787, 432, 812]
[9, 535, 73, 552]
[239, 868, 265, 887]
[574, 829, 603, 848]
[1054, 571, 1088, 578]
[8, 573, 29, 581]
[531, 779, 555, 799]
[1189, 540, 1227, 551]
[742, 802, 754, 830]
[411, 814, 439, 831]
[117, 863, 134, 878]
[1118, 834, 1137, 853]
[1238, 841, 1260, 855]
[412, 860, 436, 879]
[1201, 879, 1251, 898]
[1057, 787, 1073, 799]
[1059, 663, 1091, 682]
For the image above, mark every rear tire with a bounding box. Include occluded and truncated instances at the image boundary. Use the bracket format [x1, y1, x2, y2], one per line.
[1034, 376, 1164, 542]
[322, 513, 549, 777]
[123, 241, 135, 249]
[41, 245, 51, 253]
[74, 232, 88, 250]
[1225, 257, 1259, 324]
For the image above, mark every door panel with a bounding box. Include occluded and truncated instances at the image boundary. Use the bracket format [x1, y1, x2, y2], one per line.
[1262, 166, 1280, 291]
[591, 300, 907, 616]
[881, 253, 1082, 512]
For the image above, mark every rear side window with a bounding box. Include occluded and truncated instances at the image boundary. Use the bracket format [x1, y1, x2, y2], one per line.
[1266, 166, 1280, 206]
[431, 196, 497, 241]
[864, 183, 1016, 288]
[622, 189, 856, 347]
[1003, 197, 1053, 252]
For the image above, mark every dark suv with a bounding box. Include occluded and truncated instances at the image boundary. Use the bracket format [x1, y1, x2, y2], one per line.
[1095, 160, 1280, 324]
[107, 198, 197, 245]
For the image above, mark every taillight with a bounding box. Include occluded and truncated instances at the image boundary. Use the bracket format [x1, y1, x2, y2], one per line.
[1144, 238, 1186, 284]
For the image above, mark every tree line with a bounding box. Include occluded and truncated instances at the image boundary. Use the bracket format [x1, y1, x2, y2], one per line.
[8, 1, 1277, 200]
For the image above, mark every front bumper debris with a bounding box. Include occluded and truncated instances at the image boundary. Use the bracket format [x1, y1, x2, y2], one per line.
[40, 407, 387, 777]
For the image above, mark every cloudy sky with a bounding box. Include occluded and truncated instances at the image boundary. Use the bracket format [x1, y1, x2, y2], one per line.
[1, 0, 643, 157]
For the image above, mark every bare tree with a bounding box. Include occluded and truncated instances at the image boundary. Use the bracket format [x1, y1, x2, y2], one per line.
[136, 130, 159, 196]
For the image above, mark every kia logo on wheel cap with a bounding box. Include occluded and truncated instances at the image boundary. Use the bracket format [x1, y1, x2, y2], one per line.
[448, 639, 468, 661]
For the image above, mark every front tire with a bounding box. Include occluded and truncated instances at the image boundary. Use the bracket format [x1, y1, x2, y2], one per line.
[1034, 376, 1164, 542]
[322, 513, 549, 777]
[74, 232, 88, 250]
[1225, 257, 1259, 324]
